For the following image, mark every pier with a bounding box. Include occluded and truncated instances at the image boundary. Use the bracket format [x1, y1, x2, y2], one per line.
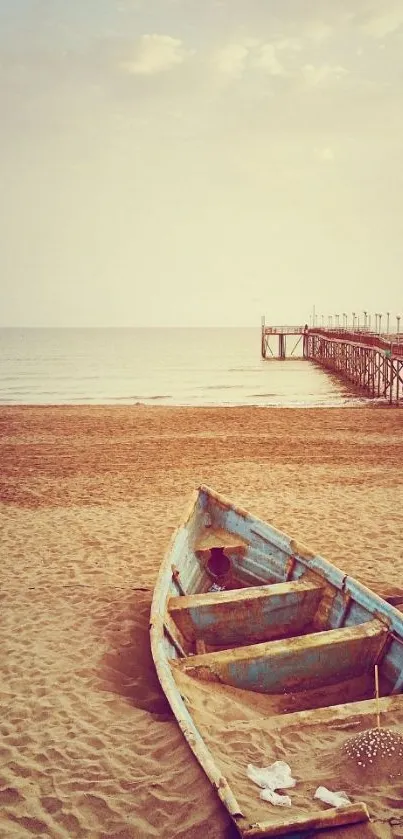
[261, 317, 403, 405]
[261, 322, 307, 360]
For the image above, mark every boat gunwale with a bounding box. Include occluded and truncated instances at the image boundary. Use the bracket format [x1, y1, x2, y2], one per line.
[150, 488, 247, 827]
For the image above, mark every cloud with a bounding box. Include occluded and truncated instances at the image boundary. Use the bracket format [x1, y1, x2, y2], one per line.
[212, 43, 250, 79]
[120, 34, 190, 75]
[359, 6, 403, 38]
[305, 20, 333, 42]
[211, 38, 353, 91]
[302, 64, 349, 87]
[213, 39, 291, 80]
[275, 38, 303, 52]
[249, 1, 403, 44]
[253, 44, 286, 77]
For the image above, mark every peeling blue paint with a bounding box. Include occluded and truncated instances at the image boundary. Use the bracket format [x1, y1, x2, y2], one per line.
[225, 629, 384, 693]
[184, 586, 321, 645]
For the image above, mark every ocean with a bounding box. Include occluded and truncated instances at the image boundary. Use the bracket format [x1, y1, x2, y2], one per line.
[0, 327, 366, 407]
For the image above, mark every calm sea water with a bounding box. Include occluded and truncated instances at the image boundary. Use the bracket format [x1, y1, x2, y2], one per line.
[0, 328, 366, 407]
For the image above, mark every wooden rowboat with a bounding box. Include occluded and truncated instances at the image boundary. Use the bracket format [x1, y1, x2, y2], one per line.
[150, 485, 403, 837]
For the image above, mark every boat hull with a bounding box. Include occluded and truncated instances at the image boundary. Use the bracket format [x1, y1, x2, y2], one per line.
[150, 486, 403, 836]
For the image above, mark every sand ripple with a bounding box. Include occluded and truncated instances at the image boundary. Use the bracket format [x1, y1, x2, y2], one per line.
[1, 406, 403, 838]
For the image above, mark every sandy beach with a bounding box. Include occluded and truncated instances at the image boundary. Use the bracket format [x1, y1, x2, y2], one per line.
[1, 405, 403, 839]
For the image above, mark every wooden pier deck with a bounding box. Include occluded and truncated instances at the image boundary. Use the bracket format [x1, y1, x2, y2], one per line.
[261, 320, 403, 405]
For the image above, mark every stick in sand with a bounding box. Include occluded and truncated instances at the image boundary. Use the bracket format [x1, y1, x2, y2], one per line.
[343, 663, 403, 769]
[374, 664, 381, 730]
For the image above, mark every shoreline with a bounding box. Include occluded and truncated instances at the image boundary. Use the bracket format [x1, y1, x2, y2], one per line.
[1, 405, 403, 838]
[0, 402, 388, 413]
[0, 401, 392, 411]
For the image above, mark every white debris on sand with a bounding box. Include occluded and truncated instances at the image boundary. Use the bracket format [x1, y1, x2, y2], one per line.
[247, 761, 296, 807]
[314, 787, 351, 808]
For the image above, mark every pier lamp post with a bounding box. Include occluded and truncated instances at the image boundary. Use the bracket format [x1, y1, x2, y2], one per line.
[368, 314, 371, 330]
[378, 314, 382, 335]
[343, 313, 347, 329]
[387, 312, 390, 334]
[397, 315, 401, 336]
[352, 312, 356, 329]
[374, 313, 378, 333]
[363, 311, 367, 329]
[335, 314, 340, 327]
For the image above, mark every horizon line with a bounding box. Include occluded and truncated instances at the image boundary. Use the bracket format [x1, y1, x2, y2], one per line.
[0, 324, 271, 330]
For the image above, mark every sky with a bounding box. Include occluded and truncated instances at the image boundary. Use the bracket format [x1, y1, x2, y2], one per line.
[1, 0, 403, 327]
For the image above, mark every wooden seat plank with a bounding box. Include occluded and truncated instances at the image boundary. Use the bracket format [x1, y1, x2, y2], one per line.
[174, 619, 388, 693]
[241, 803, 369, 837]
[194, 527, 247, 554]
[168, 580, 324, 646]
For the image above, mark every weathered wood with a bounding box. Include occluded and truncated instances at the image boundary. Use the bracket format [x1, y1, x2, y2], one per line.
[152, 618, 244, 819]
[392, 669, 403, 694]
[241, 803, 369, 837]
[195, 526, 247, 554]
[174, 620, 389, 693]
[172, 565, 186, 596]
[163, 621, 186, 658]
[217, 693, 403, 735]
[334, 593, 352, 628]
[150, 484, 403, 839]
[284, 554, 296, 581]
[168, 580, 323, 646]
[150, 488, 245, 822]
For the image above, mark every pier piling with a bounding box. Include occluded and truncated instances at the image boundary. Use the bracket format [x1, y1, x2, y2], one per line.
[261, 319, 403, 405]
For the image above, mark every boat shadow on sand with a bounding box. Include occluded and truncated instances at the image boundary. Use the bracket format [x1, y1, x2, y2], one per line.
[99, 588, 172, 721]
[98, 588, 242, 838]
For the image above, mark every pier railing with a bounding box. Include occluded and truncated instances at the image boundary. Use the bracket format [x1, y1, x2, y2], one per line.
[262, 325, 307, 335]
[261, 320, 403, 403]
[309, 328, 403, 357]
[305, 330, 403, 404]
